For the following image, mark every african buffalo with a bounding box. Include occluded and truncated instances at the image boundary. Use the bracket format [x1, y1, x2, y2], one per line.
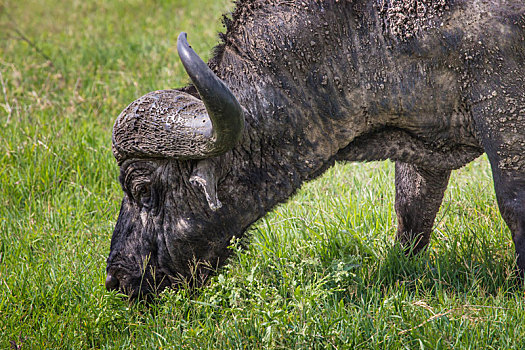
[106, 0, 525, 298]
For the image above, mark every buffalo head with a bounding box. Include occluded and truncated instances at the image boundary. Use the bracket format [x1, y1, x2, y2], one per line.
[105, 33, 245, 298]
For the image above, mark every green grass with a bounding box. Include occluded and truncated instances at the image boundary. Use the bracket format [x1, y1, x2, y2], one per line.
[1, 0, 524, 348]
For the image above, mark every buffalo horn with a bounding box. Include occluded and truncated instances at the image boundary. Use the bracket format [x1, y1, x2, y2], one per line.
[177, 32, 244, 156]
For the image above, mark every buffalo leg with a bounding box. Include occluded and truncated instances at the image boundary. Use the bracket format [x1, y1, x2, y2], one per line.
[470, 59, 525, 277]
[394, 162, 451, 253]
[479, 132, 525, 278]
[489, 168, 525, 277]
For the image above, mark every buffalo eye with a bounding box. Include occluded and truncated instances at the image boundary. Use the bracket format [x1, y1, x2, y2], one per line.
[131, 182, 152, 208]
[121, 161, 158, 209]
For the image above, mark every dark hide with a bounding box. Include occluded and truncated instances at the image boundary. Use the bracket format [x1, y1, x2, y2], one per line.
[106, 0, 525, 297]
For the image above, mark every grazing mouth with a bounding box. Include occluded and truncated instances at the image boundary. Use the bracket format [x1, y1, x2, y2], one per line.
[105, 266, 174, 299]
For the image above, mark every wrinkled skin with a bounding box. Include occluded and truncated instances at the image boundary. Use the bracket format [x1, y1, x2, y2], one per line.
[106, 0, 525, 298]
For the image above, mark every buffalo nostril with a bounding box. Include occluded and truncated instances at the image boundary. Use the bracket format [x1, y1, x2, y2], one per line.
[105, 274, 119, 291]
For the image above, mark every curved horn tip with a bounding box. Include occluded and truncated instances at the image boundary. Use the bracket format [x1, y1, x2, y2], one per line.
[177, 32, 188, 44]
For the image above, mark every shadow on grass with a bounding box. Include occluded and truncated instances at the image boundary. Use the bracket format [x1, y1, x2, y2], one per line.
[354, 232, 521, 302]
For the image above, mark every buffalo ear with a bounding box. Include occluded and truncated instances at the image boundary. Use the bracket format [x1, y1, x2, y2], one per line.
[190, 160, 222, 211]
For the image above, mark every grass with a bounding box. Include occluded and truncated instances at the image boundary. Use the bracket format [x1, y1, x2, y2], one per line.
[0, 0, 524, 348]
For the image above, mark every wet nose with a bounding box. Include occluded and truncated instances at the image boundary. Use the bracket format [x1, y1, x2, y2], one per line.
[105, 273, 119, 291]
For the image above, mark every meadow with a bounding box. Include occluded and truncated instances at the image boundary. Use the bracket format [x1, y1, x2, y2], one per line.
[1, 0, 524, 348]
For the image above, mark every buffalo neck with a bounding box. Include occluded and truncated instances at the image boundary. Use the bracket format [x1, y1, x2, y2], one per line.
[212, 49, 364, 235]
